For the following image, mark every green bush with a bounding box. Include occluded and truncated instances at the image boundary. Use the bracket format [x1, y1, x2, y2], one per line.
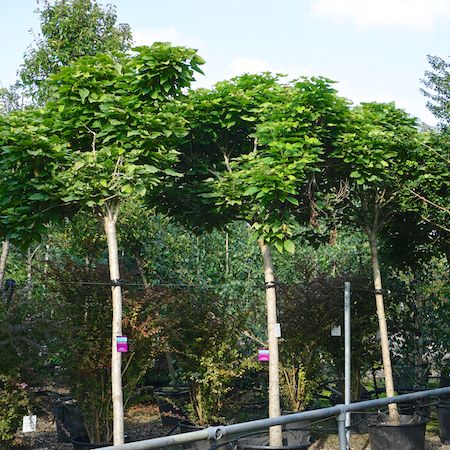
[0, 375, 30, 448]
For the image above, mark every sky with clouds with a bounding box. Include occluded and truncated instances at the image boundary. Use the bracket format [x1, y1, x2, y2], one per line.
[1, 0, 449, 125]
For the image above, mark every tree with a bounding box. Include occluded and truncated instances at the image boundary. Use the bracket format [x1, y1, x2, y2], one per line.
[421, 54, 450, 128]
[0, 85, 25, 295]
[399, 131, 450, 264]
[1, 43, 204, 444]
[19, 0, 132, 104]
[332, 102, 422, 422]
[153, 73, 287, 445]
[206, 76, 348, 445]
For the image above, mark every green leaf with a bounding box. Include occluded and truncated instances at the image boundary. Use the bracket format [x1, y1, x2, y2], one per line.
[79, 88, 90, 102]
[283, 240, 295, 254]
[29, 193, 48, 201]
[61, 194, 78, 202]
[127, 130, 141, 137]
[73, 160, 85, 171]
[142, 165, 159, 173]
[164, 168, 183, 177]
[274, 241, 284, 253]
[243, 186, 260, 196]
[350, 170, 361, 178]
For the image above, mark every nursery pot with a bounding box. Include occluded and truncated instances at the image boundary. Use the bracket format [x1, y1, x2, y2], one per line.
[397, 400, 430, 418]
[281, 412, 311, 446]
[71, 436, 110, 450]
[237, 436, 311, 450]
[440, 375, 450, 401]
[154, 387, 190, 427]
[178, 422, 228, 450]
[437, 402, 450, 445]
[237, 427, 311, 449]
[54, 399, 88, 443]
[348, 411, 378, 434]
[368, 414, 427, 450]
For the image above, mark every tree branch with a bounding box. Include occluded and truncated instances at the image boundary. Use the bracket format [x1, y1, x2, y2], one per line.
[407, 188, 450, 214]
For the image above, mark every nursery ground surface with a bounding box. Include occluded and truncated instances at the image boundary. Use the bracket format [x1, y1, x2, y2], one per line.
[12, 388, 450, 449]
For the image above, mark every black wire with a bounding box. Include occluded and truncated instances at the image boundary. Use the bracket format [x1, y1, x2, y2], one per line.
[55, 279, 387, 294]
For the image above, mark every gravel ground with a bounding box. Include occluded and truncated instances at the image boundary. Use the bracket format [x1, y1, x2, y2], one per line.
[12, 390, 450, 449]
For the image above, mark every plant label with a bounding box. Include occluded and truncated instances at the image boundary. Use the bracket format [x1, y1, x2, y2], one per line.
[258, 349, 269, 362]
[331, 325, 342, 336]
[274, 323, 281, 338]
[22, 415, 37, 433]
[116, 335, 128, 352]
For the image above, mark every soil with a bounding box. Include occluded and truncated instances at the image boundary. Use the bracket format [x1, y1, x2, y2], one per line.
[12, 388, 450, 449]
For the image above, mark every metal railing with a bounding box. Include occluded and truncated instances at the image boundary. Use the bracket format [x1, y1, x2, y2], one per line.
[99, 386, 450, 450]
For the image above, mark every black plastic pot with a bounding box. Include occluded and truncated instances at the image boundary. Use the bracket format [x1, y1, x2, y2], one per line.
[154, 387, 190, 427]
[440, 374, 450, 387]
[71, 436, 111, 450]
[440, 374, 450, 402]
[397, 401, 430, 418]
[237, 430, 311, 449]
[348, 411, 378, 434]
[177, 422, 228, 450]
[237, 436, 310, 450]
[368, 414, 427, 450]
[54, 400, 88, 443]
[437, 402, 450, 445]
[281, 412, 311, 446]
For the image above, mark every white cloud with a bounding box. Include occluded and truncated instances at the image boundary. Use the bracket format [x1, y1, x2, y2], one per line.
[310, 0, 450, 30]
[133, 27, 205, 50]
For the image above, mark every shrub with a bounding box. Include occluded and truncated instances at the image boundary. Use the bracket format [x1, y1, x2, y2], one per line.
[0, 375, 30, 448]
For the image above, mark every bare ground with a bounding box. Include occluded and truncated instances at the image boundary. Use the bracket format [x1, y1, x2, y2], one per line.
[12, 392, 450, 450]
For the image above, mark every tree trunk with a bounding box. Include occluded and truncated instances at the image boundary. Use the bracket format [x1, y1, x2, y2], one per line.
[103, 206, 124, 445]
[258, 240, 283, 446]
[225, 231, 229, 276]
[26, 245, 40, 301]
[367, 230, 399, 423]
[0, 240, 10, 290]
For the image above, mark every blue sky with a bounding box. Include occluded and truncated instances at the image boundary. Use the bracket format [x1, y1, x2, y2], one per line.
[1, 0, 449, 125]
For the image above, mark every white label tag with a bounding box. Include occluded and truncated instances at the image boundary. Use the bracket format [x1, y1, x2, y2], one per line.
[331, 325, 342, 337]
[274, 323, 281, 338]
[22, 415, 37, 433]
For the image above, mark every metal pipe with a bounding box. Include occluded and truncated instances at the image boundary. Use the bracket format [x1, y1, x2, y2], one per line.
[337, 412, 347, 450]
[98, 386, 450, 449]
[344, 281, 351, 448]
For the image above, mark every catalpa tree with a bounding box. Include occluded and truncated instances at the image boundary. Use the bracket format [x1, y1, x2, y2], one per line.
[203, 76, 348, 446]
[0, 43, 204, 444]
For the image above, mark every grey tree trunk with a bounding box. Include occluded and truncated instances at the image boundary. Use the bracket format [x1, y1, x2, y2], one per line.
[367, 230, 399, 423]
[225, 231, 229, 276]
[0, 240, 10, 290]
[258, 240, 283, 446]
[104, 204, 124, 445]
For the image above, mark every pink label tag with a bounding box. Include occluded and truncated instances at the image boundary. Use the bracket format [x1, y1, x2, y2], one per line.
[258, 349, 269, 362]
[116, 336, 128, 352]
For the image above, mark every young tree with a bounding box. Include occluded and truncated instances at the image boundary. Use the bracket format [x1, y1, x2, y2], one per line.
[206, 77, 348, 445]
[154, 73, 288, 445]
[1, 43, 204, 444]
[332, 102, 422, 422]
[19, 0, 132, 104]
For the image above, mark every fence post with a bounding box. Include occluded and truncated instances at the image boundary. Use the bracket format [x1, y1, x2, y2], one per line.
[337, 412, 347, 450]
